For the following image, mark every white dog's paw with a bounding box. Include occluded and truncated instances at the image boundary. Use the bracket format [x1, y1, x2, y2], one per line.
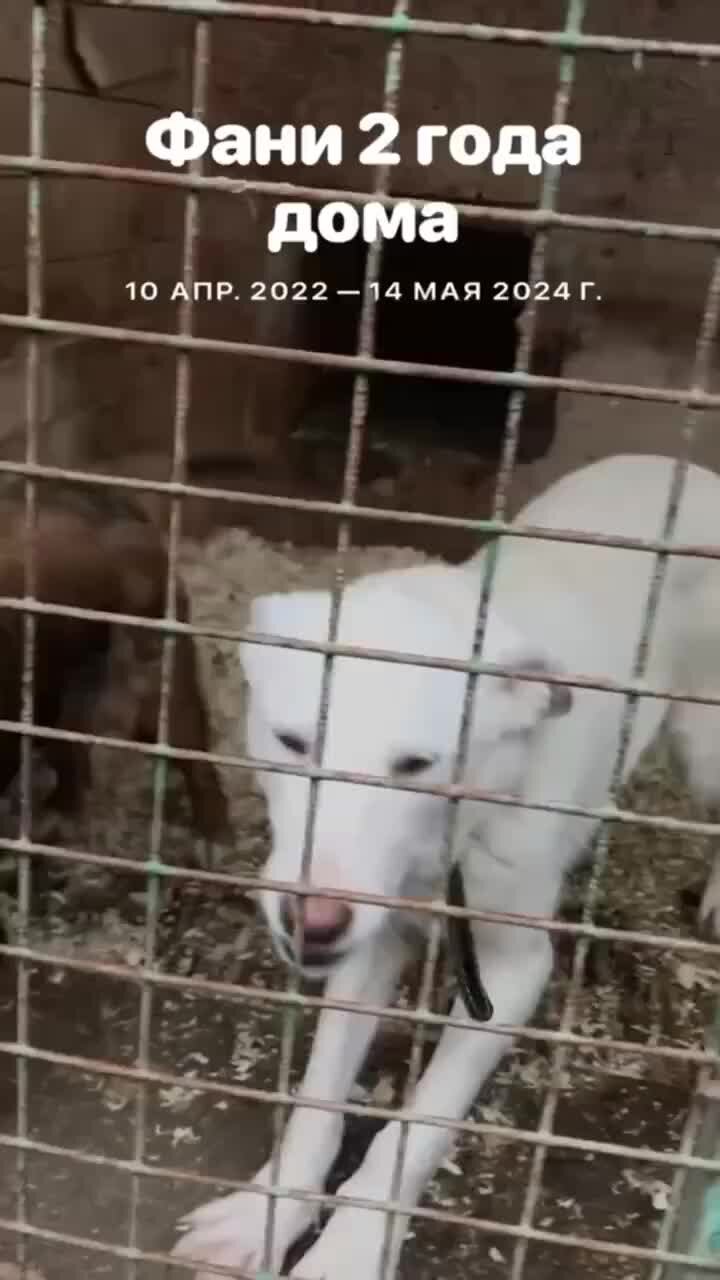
[699, 868, 720, 938]
[172, 1184, 317, 1278]
[289, 1206, 404, 1280]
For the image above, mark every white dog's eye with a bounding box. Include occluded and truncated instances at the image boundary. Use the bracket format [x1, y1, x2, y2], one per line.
[392, 753, 437, 777]
[275, 731, 309, 756]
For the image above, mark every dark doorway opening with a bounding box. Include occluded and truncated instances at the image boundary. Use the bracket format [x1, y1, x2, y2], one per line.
[294, 218, 564, 464]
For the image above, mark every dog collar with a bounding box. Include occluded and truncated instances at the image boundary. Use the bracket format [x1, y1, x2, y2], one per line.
[446, 863, 494, 1022]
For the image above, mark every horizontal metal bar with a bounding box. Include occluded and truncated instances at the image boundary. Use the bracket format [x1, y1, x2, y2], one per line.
[0, 709, 718, 841]
[3, 1125, 720, 1240]
[4, 458, 720, 559]
[0, 1142, 717, 1280]
[1, 311, 719, 409]
[80, 1, 720, 64]
[0, 1031, 717, 1170]
[3, 155, 720, 246]
[3, 579, 720, 709]
[0, 1195, 718, 1275]
[4, 831, 720, 956]
[0, 1217, 247, 1278]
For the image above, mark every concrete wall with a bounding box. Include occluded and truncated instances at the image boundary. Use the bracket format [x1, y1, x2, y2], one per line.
[1, 0, 719, 556]
[0, 0, 186, 465]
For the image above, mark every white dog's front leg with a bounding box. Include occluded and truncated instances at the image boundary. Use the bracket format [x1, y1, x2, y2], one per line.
[291, 925, 553, 1279]
[172, 928, 408, 1279]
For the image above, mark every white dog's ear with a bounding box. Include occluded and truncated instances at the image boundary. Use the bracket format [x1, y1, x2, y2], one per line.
[495, 652, 573, 730]
[239, 590, 331, 685]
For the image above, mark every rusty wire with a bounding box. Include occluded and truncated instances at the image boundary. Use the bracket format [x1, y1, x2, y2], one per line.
[6, 154, 720, 248]
[5, 153, 720, 248]
[5, 455, 720, 553]
[4, 308, 720, 410]
[123, 17, 212, 1280]
[1, 827, 720, 957]
[347, 15, 417, 1277]
[14, 4, 46, 1276]
[414, 8, 593, 1279]
[4, 971, 720, 1156]
[0, 1193, 718, 1278]
[0, 0, 719, 1277]
[0, 939, 719, 1070]
[509, 188, 720, 1280]
[0, 700, 720, 852]
[59, 0, 720, 63]
[255, 7, 415, 1273]
[381, 6, 588, 1277]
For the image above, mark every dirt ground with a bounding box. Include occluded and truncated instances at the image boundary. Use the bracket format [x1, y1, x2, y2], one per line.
[0, 527, 717, 1279]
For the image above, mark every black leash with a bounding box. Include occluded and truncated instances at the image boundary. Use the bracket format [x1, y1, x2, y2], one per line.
[446, 864, 494, 1022]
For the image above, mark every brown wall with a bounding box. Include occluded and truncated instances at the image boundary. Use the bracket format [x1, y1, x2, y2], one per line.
[1, 1, 720, 557]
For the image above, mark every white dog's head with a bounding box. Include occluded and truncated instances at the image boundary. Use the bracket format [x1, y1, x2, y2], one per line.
[240, 564, 572, 977]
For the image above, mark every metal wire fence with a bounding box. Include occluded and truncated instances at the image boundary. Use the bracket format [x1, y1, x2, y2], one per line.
[0, 1, 719, 1277]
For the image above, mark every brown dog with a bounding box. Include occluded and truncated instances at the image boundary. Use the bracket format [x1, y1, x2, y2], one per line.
[0, 475, 229, 861]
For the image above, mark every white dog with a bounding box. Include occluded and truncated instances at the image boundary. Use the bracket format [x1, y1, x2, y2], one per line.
[173, 454, 720, 1279]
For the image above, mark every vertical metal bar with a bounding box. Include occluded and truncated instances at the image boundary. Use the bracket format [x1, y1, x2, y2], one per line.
[16, 5, 47, 1275]
[261, 3, 412, 1271]
[124, 18, 210, 1279]
[375, 3, 588, 1278]
[659, 1069, 720, 1279]
[510, 251, 720, 1280]
[648, 272, 720, 1280]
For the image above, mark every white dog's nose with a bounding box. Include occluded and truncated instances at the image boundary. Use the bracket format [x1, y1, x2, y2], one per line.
[279, 893, 353, 951]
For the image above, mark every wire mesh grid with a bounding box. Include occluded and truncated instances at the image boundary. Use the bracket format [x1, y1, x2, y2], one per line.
[0, 1, 719, 1278]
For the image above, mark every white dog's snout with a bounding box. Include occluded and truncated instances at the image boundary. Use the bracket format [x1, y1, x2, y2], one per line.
[279, 893, 353, 945]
